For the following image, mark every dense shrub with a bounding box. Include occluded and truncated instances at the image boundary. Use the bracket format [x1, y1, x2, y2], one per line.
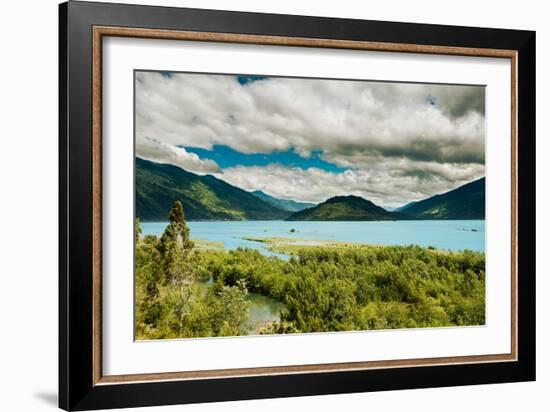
[136, 203, 485, 339]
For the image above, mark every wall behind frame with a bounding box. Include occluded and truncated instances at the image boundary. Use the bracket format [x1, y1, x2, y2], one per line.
[0, 0, 546, 411]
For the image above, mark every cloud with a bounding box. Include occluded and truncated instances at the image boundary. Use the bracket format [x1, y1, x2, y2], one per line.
[427, 85, 485, 118]
[135, 71, 485, 204]
[136, 136, 220, 174]
[216, 162, 484, 207]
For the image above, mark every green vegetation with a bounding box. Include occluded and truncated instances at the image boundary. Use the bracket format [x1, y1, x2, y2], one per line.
[137, 157, 485, 222]
[136, 201, 485, 340]
[203, 241, 485, 332]
[399, 177, 485, 219]
[136, 157, 290, 221]
[286, 195, 411, 221]
[245, 237, 381, 253]
[136, 201, 252, 339]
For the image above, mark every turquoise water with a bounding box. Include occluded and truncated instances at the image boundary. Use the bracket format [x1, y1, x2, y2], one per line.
[145, 220, 484, 332]
[141, 220, 485, 256]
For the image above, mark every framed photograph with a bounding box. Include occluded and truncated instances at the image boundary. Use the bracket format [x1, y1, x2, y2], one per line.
[59, 1, 536, 410]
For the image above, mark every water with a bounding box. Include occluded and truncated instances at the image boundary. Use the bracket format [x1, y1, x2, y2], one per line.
[247, 292, 283, 333]
[141, 220, 485, 255]
[146, 220, 484, 335]
[197, 279, 282, 333]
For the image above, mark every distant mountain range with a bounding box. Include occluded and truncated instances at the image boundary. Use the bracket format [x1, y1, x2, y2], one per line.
[136, 158, 289, 221]
[399, 177, 485, 220]
[136, 157, 485, 221]
[286, 195, 410, 221]
[251, 190, 316, 212]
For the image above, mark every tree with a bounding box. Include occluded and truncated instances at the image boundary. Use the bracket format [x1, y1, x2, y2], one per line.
[165, 200, 193, 250]
[259, 320, 299, 335]
[159, 245, 199, 336]
[135, 234, 164, 334]
[282, 275, 329, 332]
[135, 217, 142, 245]
[209, 279, 250, 336]
[157, 200, 199, 336]
[158, 200, 195, 284]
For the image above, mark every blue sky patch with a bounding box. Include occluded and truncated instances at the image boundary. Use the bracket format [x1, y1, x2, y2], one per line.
[237, 75, 268, 85]
[183, 145, 347, 173]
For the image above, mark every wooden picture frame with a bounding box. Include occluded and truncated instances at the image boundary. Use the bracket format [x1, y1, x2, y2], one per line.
[59, 1, 535, 410]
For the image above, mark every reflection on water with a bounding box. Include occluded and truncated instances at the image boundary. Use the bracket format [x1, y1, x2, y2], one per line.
[247, 292, 283, 334]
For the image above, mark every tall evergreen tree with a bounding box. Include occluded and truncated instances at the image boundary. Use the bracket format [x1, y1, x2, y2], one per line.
[167, 200, 193, 250]
[158, 200, 195, 283]
[157, 200, 199, 335]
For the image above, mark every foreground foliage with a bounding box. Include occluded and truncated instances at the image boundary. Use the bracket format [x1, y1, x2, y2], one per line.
[136, 202, 486, 340]
[135, 202, 251, 339]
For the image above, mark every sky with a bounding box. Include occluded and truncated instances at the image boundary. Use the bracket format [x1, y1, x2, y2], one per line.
[135, 71, 485, 207]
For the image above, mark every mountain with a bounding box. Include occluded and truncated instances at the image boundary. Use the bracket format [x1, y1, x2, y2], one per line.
[285, 195, 410, 221]
[394, 201, 417, 212]
[251, 190, 316, 212]
[136, 158, 290, 221]
[399, 177, 485, 219]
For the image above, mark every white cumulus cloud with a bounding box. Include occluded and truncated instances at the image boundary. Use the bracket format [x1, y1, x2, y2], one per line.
[136, 136, 220, 174]
[135, 71, 485, 205]
[216, 162, 484, 208]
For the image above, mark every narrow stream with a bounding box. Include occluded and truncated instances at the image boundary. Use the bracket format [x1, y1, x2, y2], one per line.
[198, 278, 283, 334]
